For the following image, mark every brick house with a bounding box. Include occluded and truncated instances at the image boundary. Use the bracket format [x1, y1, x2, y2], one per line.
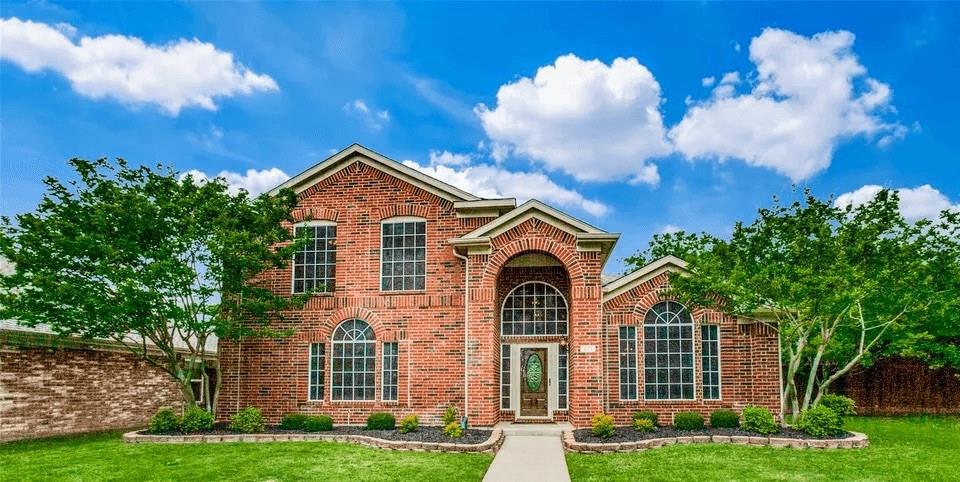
[217, 144, 782, 428]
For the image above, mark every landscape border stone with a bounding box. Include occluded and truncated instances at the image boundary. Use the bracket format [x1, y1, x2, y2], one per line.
[563, 430, 869, 453]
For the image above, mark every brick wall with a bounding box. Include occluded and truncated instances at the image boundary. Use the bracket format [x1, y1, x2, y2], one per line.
[0, 344, 183, 441]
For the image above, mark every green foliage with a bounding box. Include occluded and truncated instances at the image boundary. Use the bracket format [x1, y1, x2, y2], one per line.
[366, 412, 396, 430]
[741, 406, 778, 435]
[443, 421, 463, 438]
[796, 406, 844, 437]
[180, 406, 214, 433]
[148, 408, 181, 434]
[591, 413, 616, 439]
[819, 394, 857, 417]
[632, 410, 659, 427]
[632, 418, 656, 432]
[229, 407, 265, 433]
[279, 413, 309, 430]
[709, 409, 740, 428]
[399, 414, 419, 434]
[673, 412, 705, 431]
[441, 406, 458, 426]
[303, 415, 334, 432]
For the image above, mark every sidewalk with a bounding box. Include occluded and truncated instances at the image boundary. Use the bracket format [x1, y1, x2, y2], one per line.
[483, 424, 571, 482]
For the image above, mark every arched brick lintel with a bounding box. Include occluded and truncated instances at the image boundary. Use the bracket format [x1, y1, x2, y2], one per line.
[296, 306, 393, 343]
[481, 237, 586, 290]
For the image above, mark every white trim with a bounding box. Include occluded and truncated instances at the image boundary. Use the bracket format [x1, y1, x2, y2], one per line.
[500, 281, 569, 337]
[601, 255, 689, 303]
[617, 326, 639, 401]
[381, 341, 399, 402]
[308, 342, 324, 402]
[291, 222, 337, 295]
[294, 220, 336, 227]
[459, 199, 606, 240]
[641, 301, 697, 402]
[701, 324, 722, 401]
[509, 343, 557, 419]
[379, 218, 427, 293]
[330, 320, 377, 402]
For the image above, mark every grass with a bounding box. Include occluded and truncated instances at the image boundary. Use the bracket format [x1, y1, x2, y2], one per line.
[0, 431, 493, 482]
[566, 416, 960, 481]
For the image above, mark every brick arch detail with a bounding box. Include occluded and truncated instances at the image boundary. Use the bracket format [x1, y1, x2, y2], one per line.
[291, 207, 340, 223]
[482, 238, 585, 289]
[297, 307, 391, 342]
[377, 203, 432, 221]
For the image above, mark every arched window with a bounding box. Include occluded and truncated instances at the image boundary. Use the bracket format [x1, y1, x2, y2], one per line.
[501, 282, 568, 336]
[643, 301, 694, 400]
[331, 319, 376, 401]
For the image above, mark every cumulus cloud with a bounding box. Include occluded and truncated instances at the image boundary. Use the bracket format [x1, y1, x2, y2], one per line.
[669, 28, 906, 181]
[344, 99, 390, 130]
[0, 17, 278, 114]
[402, 158, 609, 217]
[659, 224, 683, 234]
[834, 184, 960, 221]
[181, 167, 290, 196]
[475, 54, 670, 185]
[428, 150, 472, 167]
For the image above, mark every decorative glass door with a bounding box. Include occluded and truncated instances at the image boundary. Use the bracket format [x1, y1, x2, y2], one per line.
[520, 348, 548, 416]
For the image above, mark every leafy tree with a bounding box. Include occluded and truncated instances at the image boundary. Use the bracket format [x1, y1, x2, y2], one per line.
[0, 158, 310, 412]
[626, 189, 959, 418]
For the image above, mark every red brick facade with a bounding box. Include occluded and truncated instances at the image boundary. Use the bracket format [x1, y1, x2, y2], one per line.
[216, 146, 782, 428]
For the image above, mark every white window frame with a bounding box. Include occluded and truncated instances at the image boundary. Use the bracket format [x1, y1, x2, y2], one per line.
[500, 281, 570, 337]
[557, 344, 569, 410]
[701, 324, 722, 400]
[642, 301, 697, 401]
[308, 342, 325, 401]
[500, 344, 511, 409]
[618, 326, 638, 401]
[381, 341, 399, 402]
[291, 220, 337, 295]
[379, 216, 427, 292]
[330, 319, 377, 402]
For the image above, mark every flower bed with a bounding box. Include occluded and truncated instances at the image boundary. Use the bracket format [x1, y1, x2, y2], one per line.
[564, 427, 868, 453]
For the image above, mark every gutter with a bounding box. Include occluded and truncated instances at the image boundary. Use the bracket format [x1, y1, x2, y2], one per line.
[452, 250, 470, 427]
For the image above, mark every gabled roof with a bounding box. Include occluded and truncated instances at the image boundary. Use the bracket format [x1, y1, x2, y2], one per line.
[268, 143, 481, 202]
[458, 199, 610, 239]
[601, 255, 688, 303]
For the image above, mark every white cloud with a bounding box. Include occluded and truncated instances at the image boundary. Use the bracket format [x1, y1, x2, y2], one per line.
[701, 76, 716, 87]
[181, 167, 290, 196]
[475, 54, 670, 185]
[428, 150, 472, 167]
[834, 184, 960, 221]
[670, 28, 906, 181]
[344, 99, 390, 130]
[402, 159, 609, 217]
[660, 224, 682, 234]
[0, 17, 278, 115]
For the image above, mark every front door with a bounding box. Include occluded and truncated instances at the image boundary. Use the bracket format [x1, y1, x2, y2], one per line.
[520, 348, 548, 417]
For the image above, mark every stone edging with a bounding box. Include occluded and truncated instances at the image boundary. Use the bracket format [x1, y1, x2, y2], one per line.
[562, 430, 869, 453]
[122, 427, 504, 453]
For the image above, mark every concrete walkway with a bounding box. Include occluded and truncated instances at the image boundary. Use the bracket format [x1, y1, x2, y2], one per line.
[483, 424, 571, 482]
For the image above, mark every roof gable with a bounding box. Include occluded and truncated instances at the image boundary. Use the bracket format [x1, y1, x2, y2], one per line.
[459, 199, 608, 239]
[601, 255, 689, 303]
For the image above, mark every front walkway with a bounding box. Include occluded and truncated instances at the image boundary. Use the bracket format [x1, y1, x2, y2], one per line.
[483, 423, 571, 482]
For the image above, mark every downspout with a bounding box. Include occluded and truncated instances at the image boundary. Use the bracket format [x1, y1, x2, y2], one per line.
[453, 250, 469, 427]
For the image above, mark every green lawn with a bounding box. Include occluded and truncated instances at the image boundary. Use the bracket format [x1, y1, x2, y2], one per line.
[0, 431, 493, 482]
[566, 416, 960, 481]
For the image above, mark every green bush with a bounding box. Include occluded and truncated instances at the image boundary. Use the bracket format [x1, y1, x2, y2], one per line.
[180, 406, 214, 433]
[279, 413, 309, 430]
[796, 405, 844, 437]
[303, 415, 334, 432]
[591, 413, 615, 439]
[441, 406, 458, 426]
[820, 394, 857, 417]
[632, 410, 659, 427]
[443, 421, 463, 438]
[366, 412, 396, 430]
[741, 405, 778, 435]
[399, 414, 419, 434]
[148, 407, 181, 434]
[229, 407, 265, 433]
[709, 409, 740, 428]
[673, 412, 705, 430]
[633, 418, 656, 432]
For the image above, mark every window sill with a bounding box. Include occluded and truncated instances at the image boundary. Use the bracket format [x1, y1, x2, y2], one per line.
[378, 290, 427, 296]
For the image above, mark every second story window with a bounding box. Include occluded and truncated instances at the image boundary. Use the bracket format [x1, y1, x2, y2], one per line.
[381, 218, 426, 291]
[293, 221, 336, 294]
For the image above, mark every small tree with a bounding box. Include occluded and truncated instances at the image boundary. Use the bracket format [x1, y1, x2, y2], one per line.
[627, 189, 959, 418]
[0, 158, 310, 412]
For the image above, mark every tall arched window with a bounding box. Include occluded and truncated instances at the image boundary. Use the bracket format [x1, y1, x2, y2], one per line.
[501, 282, 568, 336]
[643, 301, 694, 400]
[331, 319, 376, 401]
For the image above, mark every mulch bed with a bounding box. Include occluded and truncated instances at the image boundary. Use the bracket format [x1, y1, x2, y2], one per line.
[142, 424, 492, 445]
[573, 426, 852, 444]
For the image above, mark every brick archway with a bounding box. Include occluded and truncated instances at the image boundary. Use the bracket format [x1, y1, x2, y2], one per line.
[296, 306, 392, 343]
[481, 237, 586, 291]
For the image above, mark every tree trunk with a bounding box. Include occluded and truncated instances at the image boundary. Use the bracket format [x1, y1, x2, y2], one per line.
[177, 376, 197, 410]
[211, 361, 223, 418]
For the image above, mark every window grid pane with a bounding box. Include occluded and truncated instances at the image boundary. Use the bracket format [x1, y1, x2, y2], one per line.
[643, 301, 695, 400]
[701, 325, 720, 400]
[293, 224, 336, 294]
[500, 344, 511, 409]
[381, 221, 426, 291]
[309, 343, 325, 401]
[382, 342, 398, 401]
[619, 326, 638, 400]
[558, 344, 569, 409]
[332, 319, 376, 401]
[500, 282, 568, 336]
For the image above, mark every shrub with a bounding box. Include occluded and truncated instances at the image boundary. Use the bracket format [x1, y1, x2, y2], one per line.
[590, 413, 615, 439]
[709, 409, 740, 429]
[441, 406, 458, 426]
[741, 405, 778, 435]
[673, 412, 705, 430]
[279, 413, 309, 430]
[632, 410, 659, 427]
[180, 406, 214, 433]
[366, 412, 396, 430]
[796, 405, 844, 438]
[399, 414, 419, 434]
[633, 418, 656, 432]
[148, 407, 180, 434]
[229, 407, 265, 433]
[303, 415, 334, 432]
[444, 421, 463, 438]
[820, 394, 857, 417]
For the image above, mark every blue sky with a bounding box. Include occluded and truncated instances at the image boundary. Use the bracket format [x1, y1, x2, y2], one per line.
[2, 2, 958, 274]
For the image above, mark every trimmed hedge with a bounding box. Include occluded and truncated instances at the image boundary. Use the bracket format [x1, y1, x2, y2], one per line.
[797, 405, 843, 437]
[673, 412, 705, 431]
[399, 414, 419, 434]
[632, 410, 659, 427]
[591, 413, 615, 439]
[303, 415, 334, 432]
[741, 405, 778, 435]
[279, 413, 309, 430]
[366, 412, 396, 430]
[229, 407, 265, 433]
[148, 408, 180, 434]
[181, 407, 214, 433]
[633, 418, 656, 432]
[709, 409, 740, 428]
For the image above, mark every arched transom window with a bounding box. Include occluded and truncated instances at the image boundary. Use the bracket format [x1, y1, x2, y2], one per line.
[331, 319, 376, 401]
[501, 282, 568, 336]
[643, 301, 694, 400]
